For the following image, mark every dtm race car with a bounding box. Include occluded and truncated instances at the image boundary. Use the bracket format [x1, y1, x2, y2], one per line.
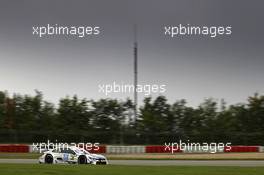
[39, 146, 108, 165]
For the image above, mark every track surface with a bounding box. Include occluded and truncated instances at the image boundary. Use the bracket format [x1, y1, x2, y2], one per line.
[0, 159, 264, 166]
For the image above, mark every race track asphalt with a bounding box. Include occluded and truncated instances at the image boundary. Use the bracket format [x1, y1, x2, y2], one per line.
[0, 159, 264, 166]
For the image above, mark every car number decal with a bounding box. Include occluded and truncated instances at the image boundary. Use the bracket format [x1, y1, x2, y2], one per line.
[63, 153, 69, 161]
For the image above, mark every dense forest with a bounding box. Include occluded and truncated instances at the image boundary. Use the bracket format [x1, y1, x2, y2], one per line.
[0, 90, 264, 145]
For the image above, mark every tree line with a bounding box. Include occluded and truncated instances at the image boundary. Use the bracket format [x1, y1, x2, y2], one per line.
[0, 90, 264, 145]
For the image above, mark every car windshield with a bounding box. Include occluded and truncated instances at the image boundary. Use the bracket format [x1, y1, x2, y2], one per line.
[74, 149, 82, 154]
[79, 148, 90, 155]
[71, 147, 90, 155]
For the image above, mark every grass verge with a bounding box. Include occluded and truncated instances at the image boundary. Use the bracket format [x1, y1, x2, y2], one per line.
[0, 164, 264, 175]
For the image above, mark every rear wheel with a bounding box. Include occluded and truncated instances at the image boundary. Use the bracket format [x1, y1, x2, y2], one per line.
[45, 154, 53, 164]
[78, 155, 87, 164]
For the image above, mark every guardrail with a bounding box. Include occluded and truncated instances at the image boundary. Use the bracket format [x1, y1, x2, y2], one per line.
[0, 144, 262, 154]
[145, 145, 182, 153]
[0, 144, 29, 153]
[224, 146, 259, 153]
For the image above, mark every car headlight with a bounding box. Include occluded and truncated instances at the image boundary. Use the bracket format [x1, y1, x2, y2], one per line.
[88, 157, 96, 160]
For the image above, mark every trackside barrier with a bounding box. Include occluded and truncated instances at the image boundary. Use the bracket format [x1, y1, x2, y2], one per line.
[259, 146, 264, 152]
[0, 144, 29, 153]
[106, 145, 145, 154]
[183, 146, 224, 153]
[145, 145, 182, 153]
[0, 144, 263, 153]
[224, 146, 259, 152]
[88, 146, 106, 154]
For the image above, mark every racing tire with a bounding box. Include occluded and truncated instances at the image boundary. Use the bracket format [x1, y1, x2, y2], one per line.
[78, 155, 87, 164]
[45, 154, 53, 164]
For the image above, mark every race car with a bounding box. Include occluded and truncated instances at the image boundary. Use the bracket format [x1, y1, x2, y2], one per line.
[38, 146, 108, 165]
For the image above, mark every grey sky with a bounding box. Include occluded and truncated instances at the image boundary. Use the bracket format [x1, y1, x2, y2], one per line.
[0, 0, 263, 107]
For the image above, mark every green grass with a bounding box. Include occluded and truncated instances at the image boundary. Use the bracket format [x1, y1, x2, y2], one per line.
[0, 164, 264, 175]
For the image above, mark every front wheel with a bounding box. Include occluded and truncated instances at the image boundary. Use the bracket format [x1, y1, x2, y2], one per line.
[78, 155, 87, 164]
[45, 154, 53, 164]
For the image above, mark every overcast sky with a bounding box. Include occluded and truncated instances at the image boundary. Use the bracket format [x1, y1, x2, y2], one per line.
[0, 0, 263, 107]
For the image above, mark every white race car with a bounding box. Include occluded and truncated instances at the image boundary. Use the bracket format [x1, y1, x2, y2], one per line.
[39, 146, 108, 165]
